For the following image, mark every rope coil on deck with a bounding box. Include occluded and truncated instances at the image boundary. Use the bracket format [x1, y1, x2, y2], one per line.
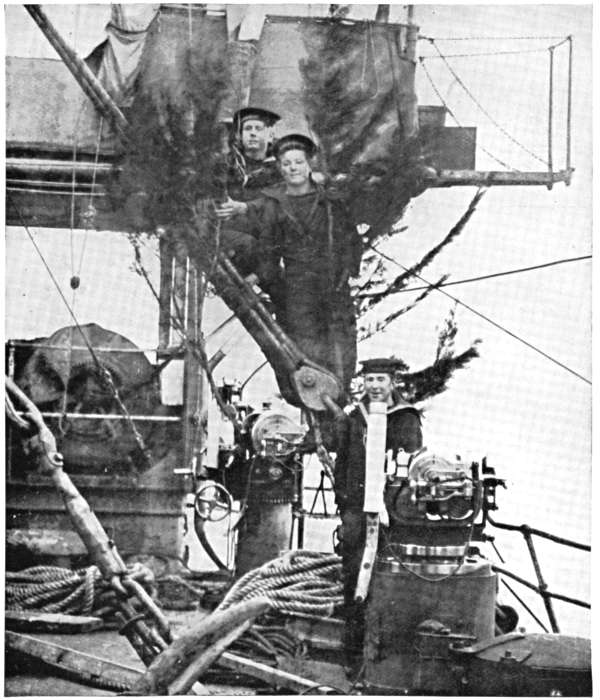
[217, 551, 343, 617]
[6, 563, 155, 617]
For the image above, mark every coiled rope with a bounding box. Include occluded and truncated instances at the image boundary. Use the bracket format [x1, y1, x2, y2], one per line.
[217, 551, 343, 617]
[6, 564, 154, 618]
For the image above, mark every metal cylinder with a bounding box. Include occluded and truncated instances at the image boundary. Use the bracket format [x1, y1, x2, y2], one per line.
[235, 502, 292, 577]
[364, 555, 497, 693]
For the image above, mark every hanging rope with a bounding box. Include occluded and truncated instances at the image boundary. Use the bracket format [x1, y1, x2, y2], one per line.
[217, 551, 343, 617]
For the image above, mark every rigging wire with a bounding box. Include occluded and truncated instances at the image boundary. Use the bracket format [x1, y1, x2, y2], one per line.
[357, 254, 591, 297]
[427, 39, 550, 167]
[367, 243, 591, 386]
[419, 47, 549, 59]
[78, 115, 105, 276]
[9, 196, 153, 463]
[419, 34, 566, 42]
[419, 58, 517, 171]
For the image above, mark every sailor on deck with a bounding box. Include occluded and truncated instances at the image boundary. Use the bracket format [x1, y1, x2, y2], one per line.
[332, 357, 423, 672]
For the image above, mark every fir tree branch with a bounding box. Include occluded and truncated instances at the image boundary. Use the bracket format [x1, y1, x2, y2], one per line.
[399, 341, 482, 404]
[357, 275, 447, 339]
[360, 187, 487, 309]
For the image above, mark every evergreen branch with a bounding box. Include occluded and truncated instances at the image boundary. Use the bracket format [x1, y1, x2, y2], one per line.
[360, 187, 487, 308]
[399, 341, 482, 404]
[357, 277, 445, 341]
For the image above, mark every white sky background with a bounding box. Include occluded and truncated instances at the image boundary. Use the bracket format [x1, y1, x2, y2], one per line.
[3, 4, 593, 637]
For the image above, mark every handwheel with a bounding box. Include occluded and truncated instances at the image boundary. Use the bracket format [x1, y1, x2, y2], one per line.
[194, 482, 233, 522]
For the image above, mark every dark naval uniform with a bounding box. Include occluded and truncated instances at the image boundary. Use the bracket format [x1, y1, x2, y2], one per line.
[333, 393, 423, 666]
[221, 157, 281, 275]
[247, 183, 362, 403]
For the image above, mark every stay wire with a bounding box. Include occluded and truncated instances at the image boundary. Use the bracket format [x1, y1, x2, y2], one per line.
[420, 34, 565, 42]
[9, 196, 152, 459]
[357, 254, 591, 297]
[78, 116, 105, 277]
[419, 58, 517, 171]
[368, 243, 591, 386]
[428, 38, 550, 167]
[420, 47, 548, 59]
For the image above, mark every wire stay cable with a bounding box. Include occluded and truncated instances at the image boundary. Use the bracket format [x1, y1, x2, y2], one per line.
[419, 58, 517, 171]
[420, 47, 549, 59]
[357, 255, 591, 297]
[419, 34, 566, 42]
[369, 244, 591, 386]
[428, 39, 550, 167]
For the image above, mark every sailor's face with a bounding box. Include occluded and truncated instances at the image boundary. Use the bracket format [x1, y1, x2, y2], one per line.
[364, 373, 394, 403]
[279, 149, 310, 186]
[241, 119, 269, 160]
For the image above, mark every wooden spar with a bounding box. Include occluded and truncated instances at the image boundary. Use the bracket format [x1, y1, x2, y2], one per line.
[8, 158, 574, 195]
[183, 253, 206, 475]
[7, 158, 114, 180]
[24, 5, 129, 140]
[425, 169, 574, 188]
[6, 631, 143, 691]
[130, 598, 271, 695]
[218, 652, 338, 694]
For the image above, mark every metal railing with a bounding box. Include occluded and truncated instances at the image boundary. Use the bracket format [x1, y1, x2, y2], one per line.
[486, 513, 590, 633]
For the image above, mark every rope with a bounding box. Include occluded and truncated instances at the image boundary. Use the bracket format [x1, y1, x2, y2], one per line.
[6, 564, 155, 617]
[6, 566, 102, 614]
[217, 551, 343, 617]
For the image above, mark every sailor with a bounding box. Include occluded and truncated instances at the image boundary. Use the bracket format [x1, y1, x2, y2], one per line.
[218, 107, 282, 274]
[216, 124, 362, 404]
[332, 356, 423, 673]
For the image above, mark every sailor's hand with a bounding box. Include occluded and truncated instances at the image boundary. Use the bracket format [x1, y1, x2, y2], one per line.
[215, 197, 247, 220]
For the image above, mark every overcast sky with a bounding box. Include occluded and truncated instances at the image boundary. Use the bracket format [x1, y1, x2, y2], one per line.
[4, 3, 593, 636]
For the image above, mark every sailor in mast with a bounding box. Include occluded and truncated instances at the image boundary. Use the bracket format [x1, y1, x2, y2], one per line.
[332, 357, 423, 673]
[218, 107, 282, 274]
[216, 123, 362, 405]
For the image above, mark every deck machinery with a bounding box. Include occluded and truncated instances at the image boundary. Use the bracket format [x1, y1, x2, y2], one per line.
[361, 451, 591, 695]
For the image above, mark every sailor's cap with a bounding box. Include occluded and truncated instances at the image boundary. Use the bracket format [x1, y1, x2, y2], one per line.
[233, 107, 281, 130]
[360, 357, 408, 375]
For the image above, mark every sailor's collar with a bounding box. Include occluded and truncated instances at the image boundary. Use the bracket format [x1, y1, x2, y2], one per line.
[356, 397, 418, 423]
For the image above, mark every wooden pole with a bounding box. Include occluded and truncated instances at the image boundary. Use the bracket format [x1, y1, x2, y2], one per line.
[24, 5, 129, 140]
